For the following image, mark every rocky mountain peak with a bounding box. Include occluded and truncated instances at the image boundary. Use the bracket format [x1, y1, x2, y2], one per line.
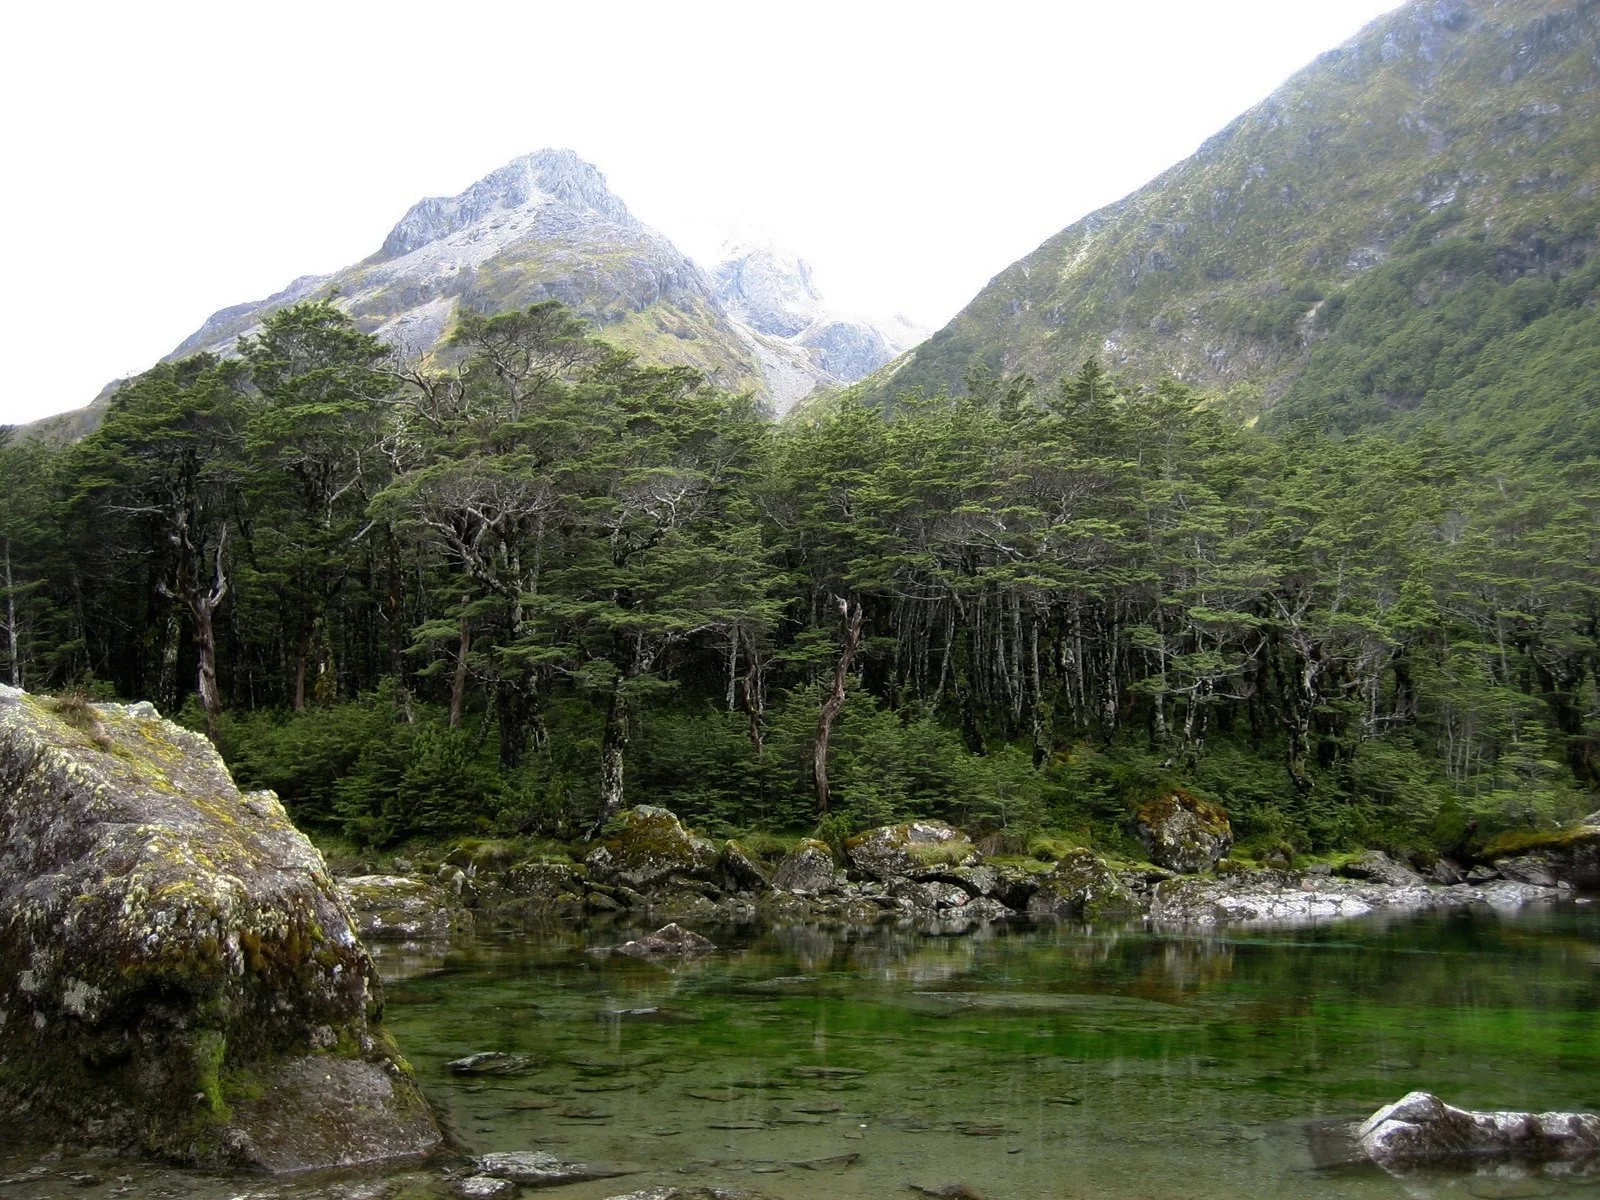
[378, 148, 637, 260]
[712, 243, 824, 339]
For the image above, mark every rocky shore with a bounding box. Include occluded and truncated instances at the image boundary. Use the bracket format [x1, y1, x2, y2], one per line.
[336, 799, 1596, 944]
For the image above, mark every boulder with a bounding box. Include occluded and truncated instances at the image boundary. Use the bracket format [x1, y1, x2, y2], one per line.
[613, 922, 716, 957]
[846, 821, 976, 881]
[1026, 849, 1140, 920]
[1338, 850, 1424, 887]
[339, 874, 467, 941]
[1135, 792, 1232, 873]
[890, 879, 971, 912]
[0, 686, 439, 1169]
[718, 840, 771, 892]
[585, 806, 717, 890]
[1496, 855, 1562, 888]
[1358, 1091, 1600, 1164]
[1487, 822, 1600, 892]
[771, 840, 840, 893]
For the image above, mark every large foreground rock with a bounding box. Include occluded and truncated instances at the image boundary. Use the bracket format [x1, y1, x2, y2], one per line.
[0, 687, 439, 1169]
[1358, 1091, 1600, 1164]
[1135, 791, 1232, 873]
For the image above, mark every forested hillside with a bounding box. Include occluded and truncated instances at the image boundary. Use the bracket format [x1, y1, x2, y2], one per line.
[2, 302, 1594, 859]
[877, 0, 1600, 450]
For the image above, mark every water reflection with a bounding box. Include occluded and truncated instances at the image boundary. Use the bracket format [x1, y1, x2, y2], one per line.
[0, 906, 1596, 1199]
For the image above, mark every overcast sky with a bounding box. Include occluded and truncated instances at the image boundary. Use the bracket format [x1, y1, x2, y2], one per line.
[0, 0, 1402, 425]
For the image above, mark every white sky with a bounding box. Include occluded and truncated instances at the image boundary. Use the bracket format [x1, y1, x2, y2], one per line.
[0, 0, 1402, 425]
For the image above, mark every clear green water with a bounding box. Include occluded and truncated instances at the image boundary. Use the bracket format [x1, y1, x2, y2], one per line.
[3, 905, 1598, 1199]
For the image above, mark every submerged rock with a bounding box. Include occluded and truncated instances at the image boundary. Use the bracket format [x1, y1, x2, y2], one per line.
[1135, 791, 1232, 873]
[0, 686, 439, 1170]
[454, 1177, 518, 1199]
[598, 1189, 774, 1200]
[1358, 1091, 1600, 1164]
[474, 1149, 635, 1185]
[1026, 848, 1139, 919]
[586, 806, 718, 890]
[771, 840, 840, 893]
[613, 922, 716, 957]
[445, 1051, 539, 1075]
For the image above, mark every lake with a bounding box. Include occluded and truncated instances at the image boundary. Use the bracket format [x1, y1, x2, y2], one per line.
[2, 904, 1597, 1199]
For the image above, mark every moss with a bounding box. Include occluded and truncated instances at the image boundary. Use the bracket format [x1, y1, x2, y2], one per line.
[1484, 824, 1600, 858]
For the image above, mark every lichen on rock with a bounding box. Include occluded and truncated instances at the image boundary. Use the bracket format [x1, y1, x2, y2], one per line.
[585, 806, 718, 890]
[0, 685, 439, 1170]
[1135, 791, 1233, 874]
[1026, 848, 1139, 920]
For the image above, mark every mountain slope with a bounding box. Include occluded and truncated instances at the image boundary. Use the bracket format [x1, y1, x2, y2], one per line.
[876, 0, 1600, 452]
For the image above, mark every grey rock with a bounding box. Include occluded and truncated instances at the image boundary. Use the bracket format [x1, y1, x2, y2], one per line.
[613, 922, 716, 958]
[454, 1177, 517, 1199]
[1430, 857, 1466, 885]
[1496, 855, 1561, 887]
[446, 1052, 538, 1076]
[771, 840, 840, 893]
[847, 820, 975, 882]
[1135, 792, 1233, 873]
[586, 806, 717, 890]
[338, 875, 465, 941]
[1358, 1090, 1600, 1164]
[0, 686, 439, 1169]
[1149, 872, 1561, 926]
[473, 1150, 635, 1186]
[1026, 849, 1140, 920]
[1467, 864, 1502, 884]
[718, 840, 771, 892]
[598, 1189, 774, 1200]
[1339, 850, 1424, 887]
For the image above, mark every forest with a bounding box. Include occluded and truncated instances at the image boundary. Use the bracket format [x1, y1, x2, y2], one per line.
[0, 300, 1595, 861]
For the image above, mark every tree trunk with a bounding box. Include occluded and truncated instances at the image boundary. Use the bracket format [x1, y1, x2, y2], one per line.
[450, 603, 471, 729]
[2, 538, 19, 688]
[594, 677, 632, 833]
[293, 624, 310, 713]
[813, 594, 864, 816]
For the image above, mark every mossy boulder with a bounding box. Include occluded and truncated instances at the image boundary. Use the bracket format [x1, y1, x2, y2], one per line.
[1135, 791, 1232, 874]
[770, 840, 840, 894]
[585, 806, 717, 890]
[1026, 849, 1141, 920]
[0, 686, 439, 1169]
[845, 820, 977, 882]
[717, 840, 771, 893]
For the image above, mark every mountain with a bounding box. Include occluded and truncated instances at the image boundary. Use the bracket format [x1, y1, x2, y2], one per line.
[709, 242, 925, 396]
[876, 0, 1600, 456]
[26, 150, 912, 439]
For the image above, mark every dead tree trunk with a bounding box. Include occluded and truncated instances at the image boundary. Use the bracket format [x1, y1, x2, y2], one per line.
[813, 594, 864, 816]
[450, 600, 471, 729]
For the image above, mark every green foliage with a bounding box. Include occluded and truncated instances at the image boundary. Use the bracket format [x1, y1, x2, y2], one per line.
[10, 300, 1595, 856]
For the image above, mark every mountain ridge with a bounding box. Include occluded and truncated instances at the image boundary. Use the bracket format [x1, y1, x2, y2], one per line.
[871, 0, 1600, 452]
